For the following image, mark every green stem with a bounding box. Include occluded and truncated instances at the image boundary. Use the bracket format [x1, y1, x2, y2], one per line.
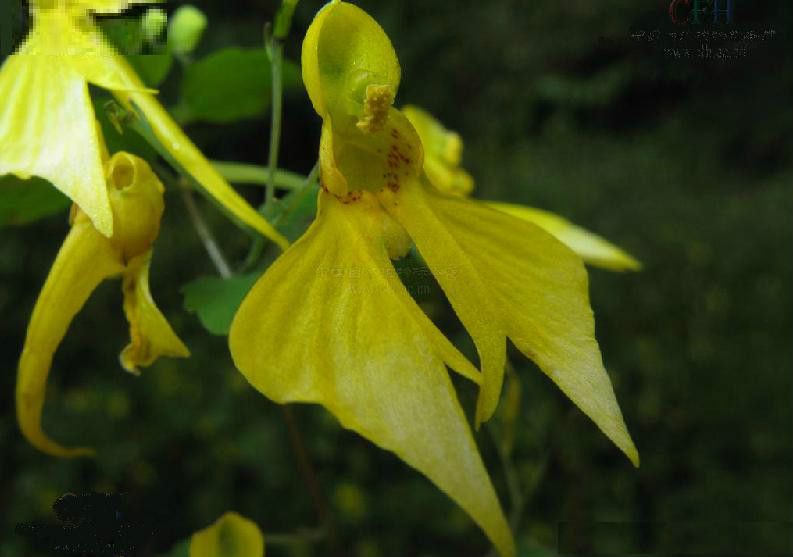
[281, 406, 338, 551]
[266, 38, 284, 205]
[179, 182, 233, 279]
[211, 160, 306, 189]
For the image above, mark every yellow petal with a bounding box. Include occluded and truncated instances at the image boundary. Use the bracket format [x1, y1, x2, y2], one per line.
[120, 252, 190, 374]
[380, 183, 507, 427]
[106, 153, 189, 372]
[406, 188, 640, 466]
[400, 106, 639, 270]
[189, 512, 265, 557]
[301, 0, 337, 118]
[15, 152, 182, 457]
[16, 220, 124, 457]
[29, 8, 149, 92]
[403, 106, 463, 166]
[318, 119, 348, 197]
[490, 203, 642, 272]
[0, 36, 112, 236]
[302, 1, 400, 125]
[423, 150, 475, 197]
[74, 0, 161, 15]
[103, 151, 170, 264]
[112, 79, 289, 250]
[230, 192, 513, 556]
[403, 105, 474, 197]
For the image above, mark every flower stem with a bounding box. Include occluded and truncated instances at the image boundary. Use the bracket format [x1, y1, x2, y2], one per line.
[266, 36, 284, 206]
[487, 421, 524, 532]
[281, 406, 338, 550]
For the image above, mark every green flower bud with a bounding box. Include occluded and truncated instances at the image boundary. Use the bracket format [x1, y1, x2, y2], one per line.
[141, 7, 168, 44]
[168, 4, 207, 55]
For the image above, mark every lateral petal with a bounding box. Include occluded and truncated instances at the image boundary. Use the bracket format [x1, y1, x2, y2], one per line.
[0, 42, 112, 236]
[418, 189, 639, 466]
[120, 252, 190, 374]
[490, 203, 642, 272]
[230, 192, 513, 556]
[16, 221, 124, 457]
[380, 183, 507, 427]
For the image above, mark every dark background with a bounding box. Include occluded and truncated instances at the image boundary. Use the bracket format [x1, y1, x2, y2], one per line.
[1, 1, 791, 555]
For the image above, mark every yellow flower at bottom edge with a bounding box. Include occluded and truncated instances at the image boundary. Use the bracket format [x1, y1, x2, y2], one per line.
[402, 105, 642, 272]
[0, 1, 287, 248]
[17, 151, 189, 458]
[231, 3, 638, 556]
[189, 512, 265, 557]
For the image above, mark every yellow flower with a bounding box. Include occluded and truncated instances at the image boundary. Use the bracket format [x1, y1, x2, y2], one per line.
[190, 512, 265, 557]
[402, 105, 641, 272]
[231, 2, 638, 555]
[401, 105, 474, 197]
[0, 0, 287, 249]
[16, 151, 189, 458]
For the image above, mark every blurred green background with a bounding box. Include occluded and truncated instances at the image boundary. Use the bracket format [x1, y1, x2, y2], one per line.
[1, 0, 791, 555]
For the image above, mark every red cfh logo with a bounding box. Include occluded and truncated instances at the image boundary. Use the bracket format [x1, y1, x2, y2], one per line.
[669, 0, 692, 24]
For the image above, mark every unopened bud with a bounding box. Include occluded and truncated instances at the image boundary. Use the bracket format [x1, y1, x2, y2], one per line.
[141, 7, 168, 44]
[168, 5, 207, 55]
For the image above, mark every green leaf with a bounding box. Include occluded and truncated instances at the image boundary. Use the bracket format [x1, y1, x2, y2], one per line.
[177, 47, 302, 124]
[128, 53, 174, 88]
[161, 538, 190, 557]
[235, 179, 318, 272]
[0, 175, 70, 226]
[182, 274, 259, 336]
[99, 18, 143, 55]
[264, 180, 319, 242]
